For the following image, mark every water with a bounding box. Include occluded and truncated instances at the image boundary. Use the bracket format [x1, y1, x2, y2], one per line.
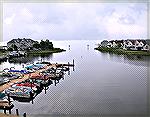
[0, 40, 149, 116]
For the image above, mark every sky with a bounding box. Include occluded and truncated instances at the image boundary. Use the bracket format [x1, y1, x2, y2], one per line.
[2, 2, 148, 44]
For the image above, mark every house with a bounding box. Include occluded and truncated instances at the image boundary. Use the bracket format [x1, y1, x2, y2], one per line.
[112, 41, 117, 48]
[100, 40, 109, 47]
[0, 46, 7, 50]
[98, 39, 150, 51]
[7, 38, 38, 51]
[143, 44, 150, 51]
[107, 42, 113, 48]
[8, 51, 26, 57]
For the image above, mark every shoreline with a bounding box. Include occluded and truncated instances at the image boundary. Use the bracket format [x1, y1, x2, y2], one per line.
[95, 47, 150, 56]
[26, 48, 66, 55]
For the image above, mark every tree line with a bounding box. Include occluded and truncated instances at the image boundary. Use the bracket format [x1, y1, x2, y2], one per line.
[7, 39, 54, 51]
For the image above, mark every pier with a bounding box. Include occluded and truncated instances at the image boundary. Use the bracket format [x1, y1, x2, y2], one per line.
[0, 62, 74, 92]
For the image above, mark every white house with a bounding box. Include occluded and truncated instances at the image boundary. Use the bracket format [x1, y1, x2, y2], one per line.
[107, 42, 113, 48]
[112, 41, 117, 48]
[143, 44, 149, 51]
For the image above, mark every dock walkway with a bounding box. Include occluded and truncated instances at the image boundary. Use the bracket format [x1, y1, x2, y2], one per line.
[0, 63, 74, 92]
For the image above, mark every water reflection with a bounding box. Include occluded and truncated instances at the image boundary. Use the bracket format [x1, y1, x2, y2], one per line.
[100, 52, 150, 67]
[7, 54, 53, 64]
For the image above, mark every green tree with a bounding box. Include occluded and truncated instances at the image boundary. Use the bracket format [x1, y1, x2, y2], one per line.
[7, 47, 13, 51]
[33, 43, 41, 49]
[40, 40, 46, 50]
[39, 39, 53, 50]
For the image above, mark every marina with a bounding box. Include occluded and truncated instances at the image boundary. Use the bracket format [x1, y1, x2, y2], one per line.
[0, 60, 74, 115]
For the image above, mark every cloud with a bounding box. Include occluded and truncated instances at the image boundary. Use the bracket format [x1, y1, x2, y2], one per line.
[4, 13, 16, 25]
[2, 3, 147, 42]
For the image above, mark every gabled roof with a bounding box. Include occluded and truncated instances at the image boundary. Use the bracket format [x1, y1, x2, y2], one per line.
[7, 38, 37, 44]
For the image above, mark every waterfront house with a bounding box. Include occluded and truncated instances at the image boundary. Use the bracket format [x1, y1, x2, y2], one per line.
[7, 38, 38, 51]
[8, 51, 26, 57]
[112, 41, 117, 48]
[107, 42, 113, 48]
[98, 39, 150, 51]
[100, 40, 109, 47]
[143, 44, 150, 51]
[0, 46, 7, 50]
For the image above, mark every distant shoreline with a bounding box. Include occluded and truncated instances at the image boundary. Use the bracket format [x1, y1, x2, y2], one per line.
[95, 47, 150, 56]
[26, 48, 66, 55]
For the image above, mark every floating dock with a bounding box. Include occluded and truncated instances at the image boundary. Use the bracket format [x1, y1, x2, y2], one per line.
[0, 63, 74, 92]
[0, 101, 14, 110]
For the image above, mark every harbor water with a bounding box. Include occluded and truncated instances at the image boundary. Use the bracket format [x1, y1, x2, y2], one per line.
[0, 40, 149, 116]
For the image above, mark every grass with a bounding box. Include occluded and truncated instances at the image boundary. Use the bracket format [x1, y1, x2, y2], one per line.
[95, 47, 150, 56]
[26, 48, 66, 55]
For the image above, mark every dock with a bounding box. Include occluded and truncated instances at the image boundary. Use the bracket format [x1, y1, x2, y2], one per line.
[0, 101, 14, 110]
[0, 63, 74, 92]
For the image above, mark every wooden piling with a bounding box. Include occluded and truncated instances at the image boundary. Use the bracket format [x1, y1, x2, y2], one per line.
[73, 59, 75, 71]
[73, 59, 74, 65]
[68, 70, 70, 75]
[23, 113, 26, 117]
[16, 109, 19, 116]
[4, 106, 6, 114]
[9, 109, 11, 114]
[45, 86, 46, 94]
[7, 94, 11, 106]
[68, 62, 69, 69]
[54, 80, 56, 86]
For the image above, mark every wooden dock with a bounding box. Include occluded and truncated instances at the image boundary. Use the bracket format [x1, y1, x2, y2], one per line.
[0, 101, 14, 110]
[0, 63, 74, 92]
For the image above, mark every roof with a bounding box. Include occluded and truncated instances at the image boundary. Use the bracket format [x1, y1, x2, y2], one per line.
[7, 38, 37, 44]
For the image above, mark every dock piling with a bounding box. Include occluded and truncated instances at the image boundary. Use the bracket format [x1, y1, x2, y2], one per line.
[68, 70, 70, 75]
[23, 113, 26, 117]
[68, 62, 69, 69]
[9, 109, 11, 114]
[16, 109, 19, 116]
[73, 59, 74, 65]
[45, 86, 46, 94]
[7, 94, 11, 105]
[4, 107, 6, 114]
[54, 80, 56, 86]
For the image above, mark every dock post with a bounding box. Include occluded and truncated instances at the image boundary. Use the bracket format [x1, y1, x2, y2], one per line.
[30, 91, 33, 104]
[73, 59, 74, 65]
[54, 80, 56, 86]
[23, 113, 26, 117]
[68, 70, 70, 75]
[16, 109, 19, 116]
[4, 107, 6, 114]
[45, 86, 46, 94]
[9, 109, 11, 114]
[68, 62, 69, 69]
[31, 79, 33, 90]
[7, 94, 11, 106]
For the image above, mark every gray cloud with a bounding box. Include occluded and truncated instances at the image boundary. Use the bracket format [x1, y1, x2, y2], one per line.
[2, 3, 147, 42]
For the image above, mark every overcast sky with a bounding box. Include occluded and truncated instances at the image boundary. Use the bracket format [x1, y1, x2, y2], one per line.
[3, 3, 147, 42]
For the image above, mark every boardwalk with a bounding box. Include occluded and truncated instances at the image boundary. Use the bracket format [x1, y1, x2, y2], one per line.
[0, 63, 74, 92]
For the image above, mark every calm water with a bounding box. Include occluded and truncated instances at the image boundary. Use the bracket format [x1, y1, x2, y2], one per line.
[0, 40, 149, 116]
